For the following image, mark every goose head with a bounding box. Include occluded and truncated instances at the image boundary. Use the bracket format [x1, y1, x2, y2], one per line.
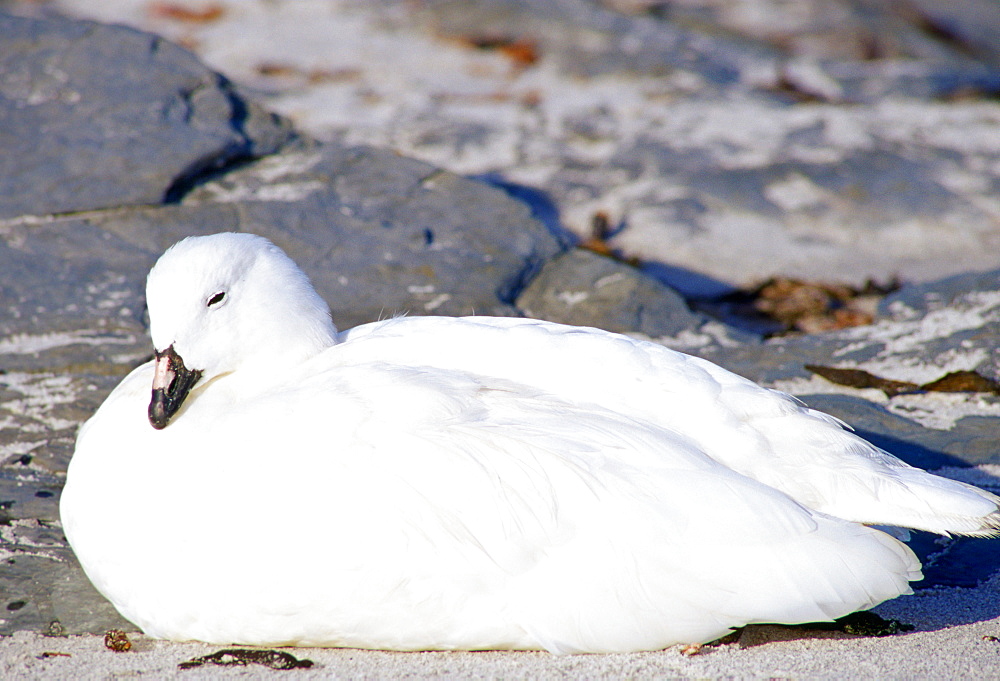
[144, 233, 338, 429]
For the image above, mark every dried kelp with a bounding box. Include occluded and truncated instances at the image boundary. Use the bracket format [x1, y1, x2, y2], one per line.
[806, 365, 1000, 397]
[179, 648, 314, 670]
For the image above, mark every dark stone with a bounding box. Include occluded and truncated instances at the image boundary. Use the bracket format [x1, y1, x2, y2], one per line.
[159, 141, 565, 330]
[880, 268, 1000, 317]
[0, 12, 293, 219]
[694, 265, 1000, 469]
[0, 552, 135, 636]
[516, 248, 705, 337]
[0, 141, 564, 371]
[798, 394, 995, 470]
[905, 0, 1000, 67]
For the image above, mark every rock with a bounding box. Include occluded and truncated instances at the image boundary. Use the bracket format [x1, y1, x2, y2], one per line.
[904, 0, 1000, 66]
[555, 102, 1000, 287]
[516, 248, 705, 337]
[799, 394, 1000, 469]
[396, 1, 1000, 285]
[415, 0, 762, 88]
[0, 221, 153, 374]
[879, 268, 1000, 317]
[0, 529, 135, 636]
[781, 58, 1000, 102]
[616, 0, 1000, 66]
[0, 140, 565, 369]
[182, 142, 566, 330]
[695, 267, 1000, 468]
[22, 1, 1000, 286]
[168, 0, 1000, 287]
[0, 12, 293, 219]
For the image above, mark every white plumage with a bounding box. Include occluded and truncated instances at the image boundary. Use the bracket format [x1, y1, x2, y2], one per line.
[60, 232, 1000, 653]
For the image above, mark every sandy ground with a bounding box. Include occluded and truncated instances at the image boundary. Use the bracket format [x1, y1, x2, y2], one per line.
[4, 600, 1000, 679]
[3, 571, 1000, 678]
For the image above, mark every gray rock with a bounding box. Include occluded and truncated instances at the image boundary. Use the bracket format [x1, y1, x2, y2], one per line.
[0, 221, 153, 373]
[799, 394, 1000, 469]
[0, 520, 135, 636]
[411, 0, 1000, 101]
[879, 268, 1000, 317]
[413, 0, 764, 90]
[284, 0, 1000, 287]
[695, 268, 1000, 469]
[0, 141, 565, 370]
[0, 441, 135, 635]
[905, 0, 1000, 67]
[182, 142, 566, 329]
[0, 12, 293, 219]
[559, 108, 1000, 285]
[516, 248, 705, 337]
[606, 0, 1000, 72]
[775, 55, 1000, 103]
[704, 269, 1000, 387]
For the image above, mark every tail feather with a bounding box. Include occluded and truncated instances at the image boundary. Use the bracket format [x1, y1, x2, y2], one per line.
[956, 506, 1000, 538]
[741, 402, 1000, 538]
[836, 465, 1000, 537]
[884, 467, 1000, 537]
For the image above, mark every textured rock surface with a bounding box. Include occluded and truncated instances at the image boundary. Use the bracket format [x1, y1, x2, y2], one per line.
[183, 142, 567, 328]
[0, 12, 293, 219]
[516, 248, 707, 337]
[40, 0, 1000, 287]
[698, 270, 1000, 467]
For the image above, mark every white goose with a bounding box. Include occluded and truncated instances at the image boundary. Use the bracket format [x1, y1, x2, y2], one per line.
[61, 232, 1000, 653]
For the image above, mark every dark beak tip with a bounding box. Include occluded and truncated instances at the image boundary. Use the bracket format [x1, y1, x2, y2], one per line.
[148, 389, 170, 429]
[148, 350, 203, 430]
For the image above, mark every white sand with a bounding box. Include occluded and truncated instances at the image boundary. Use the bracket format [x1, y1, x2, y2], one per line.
[5, 572, 1000, 678]
[4, 583, 1000, 680]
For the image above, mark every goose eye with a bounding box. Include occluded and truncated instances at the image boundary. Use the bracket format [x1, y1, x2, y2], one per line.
[206, 291, 226, 307]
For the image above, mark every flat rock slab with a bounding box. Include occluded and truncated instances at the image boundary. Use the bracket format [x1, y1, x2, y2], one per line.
[0, 141, 565, 367]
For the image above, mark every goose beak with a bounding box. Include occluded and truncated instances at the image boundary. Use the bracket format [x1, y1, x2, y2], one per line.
[148, 345, 203, 430]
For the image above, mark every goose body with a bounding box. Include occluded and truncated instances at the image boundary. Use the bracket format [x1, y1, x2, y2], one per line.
[61, 233, 1000, 653]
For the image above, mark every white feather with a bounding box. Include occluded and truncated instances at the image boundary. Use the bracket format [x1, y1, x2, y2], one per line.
[60, 233, 998, 653]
